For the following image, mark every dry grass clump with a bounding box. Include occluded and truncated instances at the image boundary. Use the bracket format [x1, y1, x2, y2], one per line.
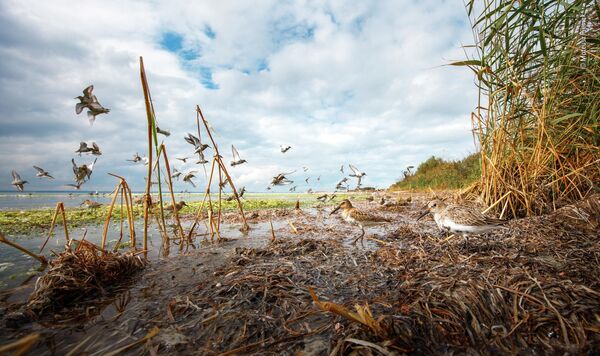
[27, 241, 146, 315]
[461, 0, 600, 218]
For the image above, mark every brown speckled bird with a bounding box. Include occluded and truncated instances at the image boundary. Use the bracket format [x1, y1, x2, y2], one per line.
[330, 199, 390, 245]
[417, 199, 507, 244]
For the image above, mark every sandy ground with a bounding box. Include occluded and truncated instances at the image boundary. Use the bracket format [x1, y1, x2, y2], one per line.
[1, 193, 599, 354]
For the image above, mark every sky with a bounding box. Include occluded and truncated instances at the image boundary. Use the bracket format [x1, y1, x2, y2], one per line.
[0, 0, 479, 193]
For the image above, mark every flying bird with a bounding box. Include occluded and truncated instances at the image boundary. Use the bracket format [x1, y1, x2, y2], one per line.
[75, 85, 109, 125]
[270, 171, 295, 186]
[33, 166, 54, 179]
[183, 171, 197, 187]
[340, 165, 344, 173]
[176, 156, 191, 163]
[305, 177, 310, 184]
[74, 85, 96, 114]
[75, 142, 92, 156]
[66, 182, 84, 190]
[11, 170, 28, 191]
[289, 185, 297, 192]
[156, 127, 171, 137]
[184, 133, 210, 154]
[303, 166, 308, 172]
[196, 150, 209, 164]
[90, 142, 102, 156]
[72, 158, 97, 184]
[280, 145, 291, 153]
[230, 145, 247, 166]
[86, 101, 110, 125]
[127, 153, 142, 163]
[171, 168, 182, 180]
[349, 164, 366, 188]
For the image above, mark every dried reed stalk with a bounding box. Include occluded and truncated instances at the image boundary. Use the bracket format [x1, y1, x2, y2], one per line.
[40, 202, 69, 253]
[0, 232, 47, 265]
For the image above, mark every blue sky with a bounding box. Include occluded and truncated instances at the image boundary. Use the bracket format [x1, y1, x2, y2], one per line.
[0, 0, 478, 193]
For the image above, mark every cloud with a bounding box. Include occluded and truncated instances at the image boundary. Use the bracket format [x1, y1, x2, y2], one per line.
[0, 0, 478, 192]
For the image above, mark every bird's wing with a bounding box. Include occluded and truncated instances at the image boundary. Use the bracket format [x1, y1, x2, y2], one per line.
[33, 166, 44, 173]
[11, 170, 20, 180]
[79, 142, 87, 150]
[75, 102, 86, 114]
[89, 158, 97, 172]
[184, 133, 195, 145]
[92, 142, 99, 150]
[232, 145, 240, 160]
[83, 85, 94, 97]
[349, 164, 360, 175]
[72, 159, 78, 174]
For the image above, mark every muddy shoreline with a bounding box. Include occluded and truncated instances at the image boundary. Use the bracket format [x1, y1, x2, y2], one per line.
[1, 194, 599, 354]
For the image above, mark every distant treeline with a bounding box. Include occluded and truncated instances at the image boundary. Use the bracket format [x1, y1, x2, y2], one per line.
[390, 154, 480, 191]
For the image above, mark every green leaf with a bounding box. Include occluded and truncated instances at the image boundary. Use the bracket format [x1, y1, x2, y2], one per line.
[449, 60, 483, 67]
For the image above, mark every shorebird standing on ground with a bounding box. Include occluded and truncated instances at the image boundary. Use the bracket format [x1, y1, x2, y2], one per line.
[81, 199, 102, 209]
[417, 199, 507, 245]
[330, 199, 391, 245]
[33, 166, 54, 179]
[164, 201, 187, 212]
[230, 145, 247, 166]
[11, 170, 28, 191]
[281, 145, 291, 153]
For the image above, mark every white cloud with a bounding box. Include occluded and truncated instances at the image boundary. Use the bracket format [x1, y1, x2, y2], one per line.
[0, 0, 478, 192]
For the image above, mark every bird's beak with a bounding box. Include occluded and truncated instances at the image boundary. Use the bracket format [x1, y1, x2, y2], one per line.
[330, 205, 341, 215]
[416, 210, 429, 221]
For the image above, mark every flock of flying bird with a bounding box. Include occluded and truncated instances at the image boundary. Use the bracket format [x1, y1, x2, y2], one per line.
[9, 84, 369, 198]
[10, 85, 109, 192]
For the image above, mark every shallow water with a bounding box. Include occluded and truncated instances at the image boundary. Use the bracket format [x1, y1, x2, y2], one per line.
[0, 217, 290, 293]
[0, 192, 324, 211]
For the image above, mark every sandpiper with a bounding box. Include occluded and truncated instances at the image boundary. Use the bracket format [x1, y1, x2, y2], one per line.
[81, 199, 102, 209]
[164, 201, 187, 212]
[156, 126, 171, 137]
[75, 142, 92, 155]
[196, 150, 209, 164]
[230, 145, 247, 166]
[305, 177, 310, 184]
[33, 166, 54, 179]
[417, 199, 507, 244]
[75, 85, 96, 114]
[280, 145, 291, 153]
[184, 133, 210, 154]
[90, 142, 102, 156]
[72, 158, 97, 184]
[340, 165, 344, 173]
[127, 153, 142, 163]
[11, 170, 28, 191]
[66, 182, 84, 190]
[171, 168, 182, 180]
[270, 171, 294, 186]
[330, 199, 391, 245]
[349, 164, 366, 188]
[86, 101, 110, 125]
[183, 171, 197, 187]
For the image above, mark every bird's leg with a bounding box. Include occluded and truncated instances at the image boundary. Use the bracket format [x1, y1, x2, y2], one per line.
[351, 226, 366, 246]
[462, 234, 469, 249]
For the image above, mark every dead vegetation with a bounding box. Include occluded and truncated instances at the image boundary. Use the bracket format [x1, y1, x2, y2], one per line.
[27, 240, 146, 316]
